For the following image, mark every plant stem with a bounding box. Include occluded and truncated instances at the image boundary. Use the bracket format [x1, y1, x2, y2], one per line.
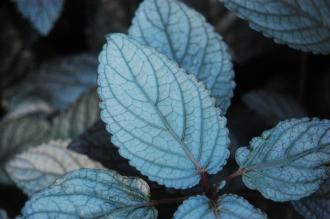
[200, 171, 211, 194]
[224, 169, 244, 181]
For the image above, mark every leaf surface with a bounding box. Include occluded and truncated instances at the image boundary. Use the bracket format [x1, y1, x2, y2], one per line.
[6, 140, 104, 196]
[50, 88, 100, 139]
[292, 176, 330, 219]
[129, 0, 235, 113]
[236, 118, 330, 201]
[16, 0, 64, 35]
[22, 169, 158, 219]
[173, 194, 266, 219]
[98, 33, 229, 189]
[224, 0, 330, 54]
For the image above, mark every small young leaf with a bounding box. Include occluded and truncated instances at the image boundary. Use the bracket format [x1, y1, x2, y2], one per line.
[68, 120, 140, 177]
[15, 0, 65, 35]
[50, 88, 100, 139]
[173, 194, 266, 219]
[3, 53, 98, 111]
[292, 176, 330, 219]
[98, 33, 230, 189]
[6, 140, 104, 196]
[236, 118, 330, 201]
[129, 0, 235, 114]
[22, 169, 158, 219]
[223, 0, 330, 54]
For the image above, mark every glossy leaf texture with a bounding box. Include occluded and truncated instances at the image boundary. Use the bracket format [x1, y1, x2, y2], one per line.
[236, 118, 330, 201]
[129, 0, 235, 114]
[22, 169, 158, 219]
[6, 140, 104, 196]
[16, 0, 64, 35]
[292, 175, 330, 219]
[98, 33, 230, 189]
[68, 120, 140, 177]
[173, 194, 266, 219]
[3, 53, 98, 111]
[242, 89, 307, 126]
[50, 88, 100, 140]
[223, 0, 330, 54]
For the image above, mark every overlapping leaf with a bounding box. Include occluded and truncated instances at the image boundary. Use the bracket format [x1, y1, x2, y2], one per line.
[292, 175, 330, 219]
[68, 120, 140, 176]
[22, 169, 158, 219]
[3, 53, 98, 111]
[98, 33, 230, 189]
[129, 0, 235, 114]
[223, 0, 330, 54]
[50, 88, 99, 139]
[236, 118, 330, 201]
[6, 140, 104, 196]
[15, 0, 65, 35]
[173, 194, 266, 219]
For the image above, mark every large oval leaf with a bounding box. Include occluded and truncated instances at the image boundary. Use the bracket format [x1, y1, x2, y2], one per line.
[22, 169, 157, 219]
[173, 194, 266, 219]
[292, 175, 330, 219]
[6, 140, 104, 196]
[236, 118, 330, 201]
[16, 0, 64, 35]
[98, 33, 230, 189]
[223, 0, 330, 54]
[129, 0, 235, 114]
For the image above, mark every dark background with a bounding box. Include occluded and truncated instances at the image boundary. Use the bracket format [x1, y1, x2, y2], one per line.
[0, 0, 329, 218]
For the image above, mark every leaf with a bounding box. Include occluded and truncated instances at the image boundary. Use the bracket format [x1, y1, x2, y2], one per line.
[50, 88, 100, 139]
[3, 53, 98, 111]
[0, 116, 50, 185]
[68, 120, 140, 177]
[129, 0, 235, 114]
[6, 140, 104, 196]
[0, 209, 8, 219]
[292, 176, 330, 219]
[173, 194, 266, 219]
[98, 33, 230, 189]
[223, 0, 330, 54]
[15, 0, 65, 35]
[242, 89, 307, 126]
[236, 118, 330, 201]
[22, 169, 158, 219]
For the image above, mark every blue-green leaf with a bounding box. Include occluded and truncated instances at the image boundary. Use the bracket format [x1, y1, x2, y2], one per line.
[16, 0, 64, 35]
[236, 118, 330, 201]
[129, 0, 235, 114]
[98, 33, 230, 189]
[22, 169, 157, 219]
[223, 0, 330, 54]
[292, 176, 330, 219]
[6, 140, 104, 196]
[173, 194, 266, 219]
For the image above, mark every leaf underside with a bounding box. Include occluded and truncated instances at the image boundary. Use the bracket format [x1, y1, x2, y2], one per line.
[6, 140, 104, 196]
[224, 0, 330, 54]
[98, 33, 229, 189]
[236, 118, 330, 201]
[173, 194, 266, 219]
[129, 0, 235, 114]
[16, 0, 65, 35]
[22, 169, 157, 219]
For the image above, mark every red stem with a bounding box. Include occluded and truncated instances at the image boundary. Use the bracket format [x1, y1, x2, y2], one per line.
[148, 196, 187, 206]
[224, 169, 244, 181]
